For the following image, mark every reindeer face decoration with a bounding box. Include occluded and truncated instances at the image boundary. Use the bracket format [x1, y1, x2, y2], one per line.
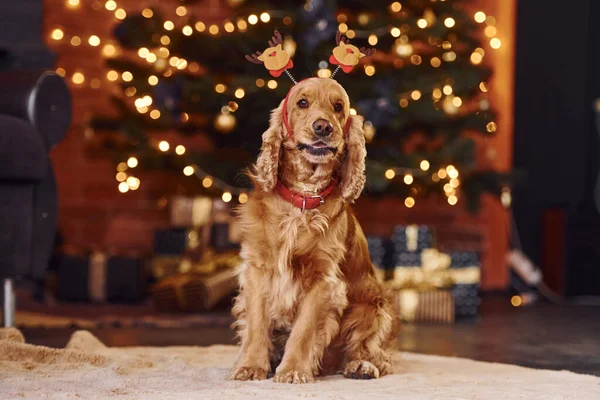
[245, 31, 294, 78]
[246, 30, 375, 82]
[329, 31, 376, 74]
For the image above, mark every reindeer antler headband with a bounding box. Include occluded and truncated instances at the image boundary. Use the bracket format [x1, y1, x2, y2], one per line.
[245, 30, 375, 84]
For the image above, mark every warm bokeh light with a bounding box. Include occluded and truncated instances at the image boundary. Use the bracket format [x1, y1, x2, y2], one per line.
[127, 157, 138, 168]
[420, 160, 430, 171]
[385, 169, 396, 180]
[222, 192, 232, 203]
[202, 177, 213, 188]
[175, 145, 186, 155]
[183, 166, 194, 176]
[158, 141, 170, 152]
[51, 28, 64, 40]
[404, 197, 415, 208]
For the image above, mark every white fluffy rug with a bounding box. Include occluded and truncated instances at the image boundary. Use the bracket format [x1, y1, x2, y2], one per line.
[1, 328, 598, 400]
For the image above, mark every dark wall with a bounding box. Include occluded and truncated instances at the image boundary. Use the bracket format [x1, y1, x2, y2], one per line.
[513, 0, 600, 295]
[0, 0, 53, 69]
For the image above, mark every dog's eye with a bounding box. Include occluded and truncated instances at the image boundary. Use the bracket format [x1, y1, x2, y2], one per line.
[334, 102, 343, 112]
[297, 99, 309, 109]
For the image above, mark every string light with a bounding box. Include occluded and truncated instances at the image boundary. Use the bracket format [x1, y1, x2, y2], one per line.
[158, 141, 170, 152]
[368, 34, 378, 46]
[404, 174, 414, 185]
[105, 1, 116, 11]
[405, 197, 415, 208]
[474, 11, 486, 23]
[417, 19, 427, 29]
[118, 182, 129, 193]
[511, 295, 522, 307]
[248, 14, 258, 25]
[142, 8, 153, 18]
[420, 160, 430, 171]
[66, 0, 80, 8]
[102, 43, 116, 57]
[448, 195, 458, 205]
[56, 68, 66, 77]
[365, 65, 375, 76]
[237, 19, 248, 31]
[72, 72, 85, 85]
[148, 75, 158, 85]
[88, 35, 100, 46]
[222, 192, 232, 202]
[121, 71, 133, 82]
[411, 90, 421, 100]
[116, 172, 126, 181]
[443, 85, 453, 95]
[183, 166, 194, 176]
[202, 177, 213, 188]
[127, 157, 138, 168]
[176, 6, 187, 16]
[390, 2, 402, 12]
[51, 28, 64, 40]
[164, 21, 174, 31]
[452, 97, 462, 107]
[490, 38, 502, 49]
[195, 22, 206, 32]
[444, 18, 455, 28]
[431, 57, 441, 67]
[267, 80, 278, 89]
[385, 169, 396, 179]
[260, 12, 270, 23]
[70, 36, 81, 46]
[150, 109, 161, 119]
[209, 25, 219, 35]
[390, 27, 401, 37]
[175, 145, 186, 155]
[182, 25, 193, 36]
[115, 8, 126, 20]
[127, 176, 140, 190]
[484, 26, 497, 38]
[234, 88, 245, 99]
[224, 22, 235, 33]
[238, 193, 248, 204]
[471, 52, 483, 64]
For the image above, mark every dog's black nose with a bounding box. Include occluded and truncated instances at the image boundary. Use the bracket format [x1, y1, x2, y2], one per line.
[312, 119, 333, 137]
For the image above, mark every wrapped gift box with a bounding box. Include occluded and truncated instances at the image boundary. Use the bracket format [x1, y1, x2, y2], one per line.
[391, 225, 433, 253]
[397, 289, 455, 324]
[449, 251, 481, 319]
[55, 249, 147, 303]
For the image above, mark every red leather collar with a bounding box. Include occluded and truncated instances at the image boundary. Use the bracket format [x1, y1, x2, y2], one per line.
[274, 178, 339, 211]
[282, 77, 352, 141]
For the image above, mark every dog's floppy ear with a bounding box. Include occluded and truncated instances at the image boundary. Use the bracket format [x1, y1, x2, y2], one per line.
[339, 115, 367, 203]
[252, 100, 285, 192]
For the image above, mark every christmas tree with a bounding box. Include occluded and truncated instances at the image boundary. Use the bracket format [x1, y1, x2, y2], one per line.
[91, 0, 511, 212]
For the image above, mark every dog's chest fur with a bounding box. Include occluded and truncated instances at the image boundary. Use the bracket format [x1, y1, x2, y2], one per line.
[260, 208, 345, 329]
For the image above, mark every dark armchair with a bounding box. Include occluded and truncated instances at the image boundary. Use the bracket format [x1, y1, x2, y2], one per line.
[0, 71, 71, 326]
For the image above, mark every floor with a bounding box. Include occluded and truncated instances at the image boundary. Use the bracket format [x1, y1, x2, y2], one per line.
[16, 294, 600, 377]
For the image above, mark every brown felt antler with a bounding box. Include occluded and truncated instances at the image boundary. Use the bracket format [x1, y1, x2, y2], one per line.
[359, 47, 376, 57]
[336, 31, 350, 45]
[245, 51, 263, 64]
[268, 30, 283, 47]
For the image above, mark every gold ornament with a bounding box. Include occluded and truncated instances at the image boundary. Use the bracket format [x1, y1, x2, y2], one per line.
[215, 113, 236, 133]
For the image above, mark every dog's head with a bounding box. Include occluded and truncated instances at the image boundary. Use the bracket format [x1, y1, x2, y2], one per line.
[253, 78, 366, 203]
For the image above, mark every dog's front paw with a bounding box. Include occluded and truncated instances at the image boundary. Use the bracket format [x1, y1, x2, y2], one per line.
[344, 360, 380, 380]
[230, 366, 269, 381]
[273, 365, 314, 384]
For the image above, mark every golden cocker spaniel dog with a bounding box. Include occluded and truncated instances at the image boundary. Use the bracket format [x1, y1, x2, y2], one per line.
[231, 77, 398, 384]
